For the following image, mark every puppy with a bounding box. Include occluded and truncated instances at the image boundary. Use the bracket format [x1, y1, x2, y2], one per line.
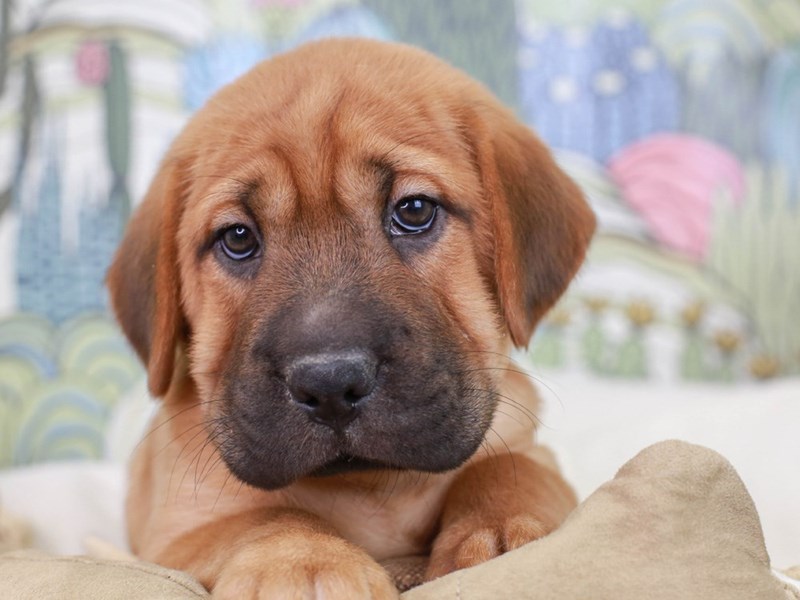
[108, 38, 595, 599]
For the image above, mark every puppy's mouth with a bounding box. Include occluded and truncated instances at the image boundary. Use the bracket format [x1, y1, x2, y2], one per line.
[216, 347, 495, 490]
[308, 453, 396, 477]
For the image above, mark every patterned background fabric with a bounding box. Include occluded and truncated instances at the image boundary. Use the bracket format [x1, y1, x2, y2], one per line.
[0, 0, 798, 466]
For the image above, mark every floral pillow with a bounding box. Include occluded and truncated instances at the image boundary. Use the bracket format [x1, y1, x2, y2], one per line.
[0, 0, 797, 467]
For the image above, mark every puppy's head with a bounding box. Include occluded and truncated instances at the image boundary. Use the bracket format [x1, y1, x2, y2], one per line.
[108, 39, 594, 489]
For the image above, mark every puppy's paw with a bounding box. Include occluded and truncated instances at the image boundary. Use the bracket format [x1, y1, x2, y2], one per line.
[426, 514, 548, 580]
[212, 534, 398, 600]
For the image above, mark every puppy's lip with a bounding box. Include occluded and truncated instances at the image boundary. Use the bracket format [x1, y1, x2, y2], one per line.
[308, 453, 397, 477]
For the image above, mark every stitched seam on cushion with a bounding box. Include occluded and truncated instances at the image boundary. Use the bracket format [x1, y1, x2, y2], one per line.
[0, 555, 207, 597]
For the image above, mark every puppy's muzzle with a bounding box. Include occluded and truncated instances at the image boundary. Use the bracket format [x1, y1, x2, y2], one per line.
[286, 351, 378, 430]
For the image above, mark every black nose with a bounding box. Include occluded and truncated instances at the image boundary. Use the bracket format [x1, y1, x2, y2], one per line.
[286, 351, 377, 429]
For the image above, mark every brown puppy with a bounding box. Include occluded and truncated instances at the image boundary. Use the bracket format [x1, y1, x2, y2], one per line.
[108, 39, 594, 599]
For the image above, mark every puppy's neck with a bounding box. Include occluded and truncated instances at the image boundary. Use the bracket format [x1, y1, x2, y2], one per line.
[292, 467, 457, 498]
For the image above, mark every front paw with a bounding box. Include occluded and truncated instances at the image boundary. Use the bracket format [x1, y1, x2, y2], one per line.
[213, 534, 398, 600]
[426, 514, 549, 580]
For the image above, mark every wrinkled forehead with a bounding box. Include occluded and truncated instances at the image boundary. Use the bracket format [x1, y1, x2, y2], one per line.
[184, 75, 483, 224]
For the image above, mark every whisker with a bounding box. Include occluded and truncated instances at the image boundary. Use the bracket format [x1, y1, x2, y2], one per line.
[373, 470, 402, 514]
[487, 426, 517, 486]
[366, 468, 391, 497]
[213, 470, 236, 512]
[478, 438, 495, 463]
[183, 435, 213, 500]
[138, 399, 223, 450]
[198, 452, 226, 490]
[151, 421, 208, 460]
[163, 425, 217, 505]
[173, 423, 222, 502]
[463, 386, 545, 429]
[456, 359, 565, 412]
[193, 425, 228, 498]
[491, 408, 526, 428]
[462, 349, 558, 397]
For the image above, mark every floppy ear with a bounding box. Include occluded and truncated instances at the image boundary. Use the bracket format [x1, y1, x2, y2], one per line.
[107, 158, 187, 397]
[473, 108, 596, 347]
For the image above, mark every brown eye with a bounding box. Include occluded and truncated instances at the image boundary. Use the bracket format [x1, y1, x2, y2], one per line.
[391, 196, 438, 234]
[220, 225, 259, 260]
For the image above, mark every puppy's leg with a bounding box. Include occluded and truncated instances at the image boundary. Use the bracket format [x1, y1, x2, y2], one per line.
[158, 507, 398, 600]
[426, 451, 576, 580]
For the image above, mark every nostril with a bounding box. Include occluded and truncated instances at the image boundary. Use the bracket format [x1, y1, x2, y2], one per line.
[343, 390, 360, 405]
[344, 376, 375, 403]
[300, 395, 320, 408]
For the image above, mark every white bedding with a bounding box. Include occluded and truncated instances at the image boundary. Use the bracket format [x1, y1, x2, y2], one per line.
[1, 375, 798, 569]
[537, 374, 800, 569]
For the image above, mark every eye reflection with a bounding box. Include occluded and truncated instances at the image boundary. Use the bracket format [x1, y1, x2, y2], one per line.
[391, 196, 438, 234]
[220, 225, 259, 260]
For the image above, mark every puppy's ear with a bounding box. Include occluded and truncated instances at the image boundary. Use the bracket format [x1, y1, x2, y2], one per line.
[473, 108, 595, 347]
[107, 158, 187, 397]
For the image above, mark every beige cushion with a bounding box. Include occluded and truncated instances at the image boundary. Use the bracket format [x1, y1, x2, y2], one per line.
[405, 440, 799, 599]
[0, 552, 208, 599]
[1, 441, 797, 600]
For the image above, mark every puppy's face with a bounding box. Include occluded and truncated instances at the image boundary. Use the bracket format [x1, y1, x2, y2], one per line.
[109, 40, 595, 490]
[179, 95, 502, 488]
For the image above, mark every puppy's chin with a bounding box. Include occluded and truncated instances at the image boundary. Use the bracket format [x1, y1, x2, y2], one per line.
[308, 454, 395, 478]
[221, 443, 485, 491]
[221, 457, 366, 490]
[214, 418, 488, 491]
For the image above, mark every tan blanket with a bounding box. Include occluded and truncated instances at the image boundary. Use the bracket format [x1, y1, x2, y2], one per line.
[1, 440, 798, 599]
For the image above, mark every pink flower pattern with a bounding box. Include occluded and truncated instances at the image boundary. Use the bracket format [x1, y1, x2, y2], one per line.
[609, 134, 746, 261]
[75, 41, 110, 86]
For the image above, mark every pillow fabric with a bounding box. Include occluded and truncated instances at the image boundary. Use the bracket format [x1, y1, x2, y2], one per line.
[0, 551, 208, 600]
[2, 441, 797, 600]
[2, 0, 799, 471]
[405, 440, 799, 599]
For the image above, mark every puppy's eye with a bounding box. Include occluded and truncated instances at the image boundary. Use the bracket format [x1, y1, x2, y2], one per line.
[391, 196, 438, 235]
[219, 225, 259, 260]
